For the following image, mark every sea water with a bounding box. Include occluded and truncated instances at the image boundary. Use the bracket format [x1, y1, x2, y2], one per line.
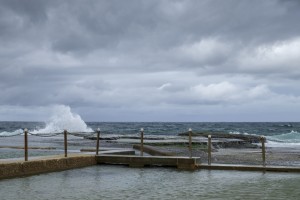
[1, 105, 300, 159]
[1, 121, 300, 145]
[0, 165, 299, 200]
[0, 108, 300, 199]
[0, 106, 300, 162]
[1, 105, 300, 141]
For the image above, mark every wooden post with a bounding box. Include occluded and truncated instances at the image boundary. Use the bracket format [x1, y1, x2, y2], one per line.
[188, 128, 192, 158]
[208, 135, 212, 165]
[140, 128, 144, 156]
[64, 130, 68, 157]
[261, 136, 266, 166]
[96, 128, 100, 155]
[24, 128, 28, 161]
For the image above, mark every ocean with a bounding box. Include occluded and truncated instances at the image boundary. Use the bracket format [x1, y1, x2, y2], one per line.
[2, 113, 300, 165]
[1, 121, 300, 147]
[1, 111, 300, 199]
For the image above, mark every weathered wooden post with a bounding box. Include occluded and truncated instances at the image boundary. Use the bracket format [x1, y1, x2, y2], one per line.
[64, 130, 68, 157]
[24, 128, 28, 161]
[96, 128, 100, 155]
[208, 135, 212, 165]
[188, 128, 192, 158]
[140, 128, 144, 156]
[260, 136, 266, 166]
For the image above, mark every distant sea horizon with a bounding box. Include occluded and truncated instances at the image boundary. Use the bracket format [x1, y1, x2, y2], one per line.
[1, 121, 300, 147]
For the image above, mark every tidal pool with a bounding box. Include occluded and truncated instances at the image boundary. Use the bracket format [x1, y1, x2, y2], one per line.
[0, 165, 299, 200]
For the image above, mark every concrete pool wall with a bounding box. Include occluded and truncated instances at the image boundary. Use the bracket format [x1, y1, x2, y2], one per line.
[0, 154, 97, 180]
[1, 153, 300, 180]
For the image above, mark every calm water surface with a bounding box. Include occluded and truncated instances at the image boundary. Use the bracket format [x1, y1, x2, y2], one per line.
[0, 165, 299, 200]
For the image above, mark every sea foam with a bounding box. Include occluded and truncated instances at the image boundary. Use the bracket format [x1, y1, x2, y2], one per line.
[31, 105, 93, 134]
[267, 130, 300, 144]
[0, 129, 23, 137]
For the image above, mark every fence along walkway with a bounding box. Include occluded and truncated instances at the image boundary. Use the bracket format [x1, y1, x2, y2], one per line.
[1, 128, 300, 175]
[0, 128, 271, 167]
[0, 129, 99, 161]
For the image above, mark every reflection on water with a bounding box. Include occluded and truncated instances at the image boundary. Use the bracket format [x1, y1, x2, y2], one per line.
[0, 166, 300, 200]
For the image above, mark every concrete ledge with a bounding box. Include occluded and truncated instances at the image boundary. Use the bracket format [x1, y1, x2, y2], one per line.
[0, 154, 97, 180]
[178, 164, 196, 170]
[2, 154, 298, 181]
[198, 164, 300, 173]
[96, 155, 200, 170]
[101, 149, 135, 155]
[81, 148, 135, 155]
[133, 144, 175, 156]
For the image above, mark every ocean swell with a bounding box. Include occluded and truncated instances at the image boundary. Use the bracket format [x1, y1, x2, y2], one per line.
[267, 130, 300, 144]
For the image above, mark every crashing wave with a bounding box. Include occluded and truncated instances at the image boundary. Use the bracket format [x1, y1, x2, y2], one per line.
[31, 105, 93, 134]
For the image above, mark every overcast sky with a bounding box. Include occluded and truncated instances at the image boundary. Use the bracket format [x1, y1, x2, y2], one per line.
[1, 0, 300, 122]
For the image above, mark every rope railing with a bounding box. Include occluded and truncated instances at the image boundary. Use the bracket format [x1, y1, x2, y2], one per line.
[19, 129, 100, 161]
[0, 129, 235, 138]
[1, 128, 268, 167]
[0, 128, 99, 161]
[67, 131, 95, 137]
[28, 132, 63, 137]
[0, 133, 23, 137]
[28, 131, 96, 137]
[0, 130, 96, 138]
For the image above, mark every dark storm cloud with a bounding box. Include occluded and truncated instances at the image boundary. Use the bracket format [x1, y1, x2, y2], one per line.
[1, 0, 48, 21]
[1, 0, 300, 121]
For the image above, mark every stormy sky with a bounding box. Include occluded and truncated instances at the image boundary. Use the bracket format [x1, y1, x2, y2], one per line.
[1, 0, 300, 122]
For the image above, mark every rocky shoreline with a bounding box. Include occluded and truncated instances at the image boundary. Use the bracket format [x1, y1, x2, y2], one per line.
[178, 131, 261, 143]
[84, 131, 262, 149]
[1, 134, 299, 167]
[89, 133, 299, 166]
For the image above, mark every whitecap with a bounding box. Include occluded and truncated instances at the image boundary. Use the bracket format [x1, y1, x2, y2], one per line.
[31, 105, 93, 134]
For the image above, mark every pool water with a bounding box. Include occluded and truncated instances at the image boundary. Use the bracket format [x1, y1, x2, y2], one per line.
[0, 165, 299, 200]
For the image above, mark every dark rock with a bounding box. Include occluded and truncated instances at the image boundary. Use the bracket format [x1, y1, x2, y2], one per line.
[178, 131, 261, 143]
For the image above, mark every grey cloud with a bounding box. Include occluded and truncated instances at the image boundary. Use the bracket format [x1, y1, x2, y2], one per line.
[0, 0, 49, 22]
[1, 0, 300, 121]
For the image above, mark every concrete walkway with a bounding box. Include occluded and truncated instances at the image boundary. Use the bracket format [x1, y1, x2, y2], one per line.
[198, 163, 300, 172]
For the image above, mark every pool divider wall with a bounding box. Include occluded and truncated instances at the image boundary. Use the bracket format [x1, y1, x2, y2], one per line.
[96, 155, 200, 170]
[133, 144, 175, 156]
[2, 154, 300, 180]
[0, 155, 97, 180]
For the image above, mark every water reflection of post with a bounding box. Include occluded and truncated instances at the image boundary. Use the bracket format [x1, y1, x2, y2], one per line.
[140, 128, 144, 156]
[96, 128, 100, 155]
[261, 136, 266, 166]
[24, 128, 28, 161]
[208, 135, 212, 165]
[64, 130, 68, 157]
